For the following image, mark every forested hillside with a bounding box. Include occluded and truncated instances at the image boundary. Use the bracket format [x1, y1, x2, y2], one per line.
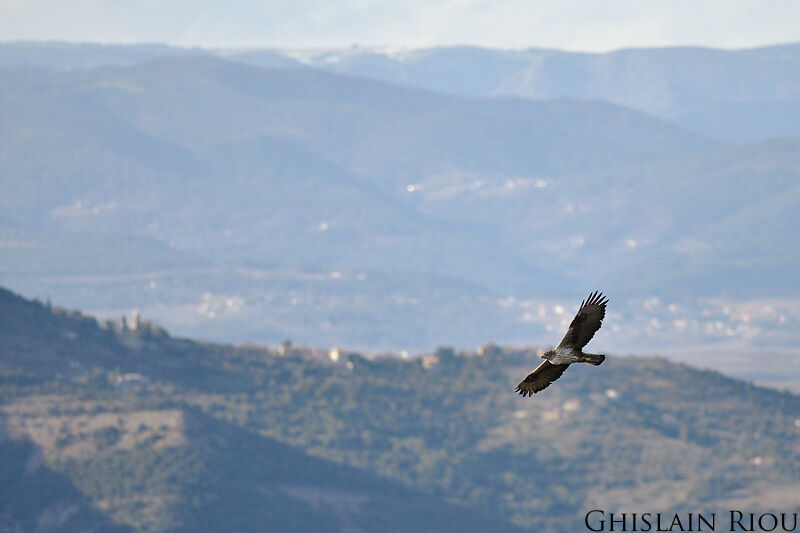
[2, 288, 798, 532]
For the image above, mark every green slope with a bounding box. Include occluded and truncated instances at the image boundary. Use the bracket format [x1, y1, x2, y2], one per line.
[1, 288, 798, 532]
[0, 289, 526, 533]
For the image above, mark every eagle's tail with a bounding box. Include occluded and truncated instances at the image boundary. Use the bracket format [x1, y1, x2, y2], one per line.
[582, 353, 605, 366]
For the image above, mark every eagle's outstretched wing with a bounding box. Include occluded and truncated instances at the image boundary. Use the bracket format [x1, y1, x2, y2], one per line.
[557, 291, 608, 350]
[515, 360, 570, 396]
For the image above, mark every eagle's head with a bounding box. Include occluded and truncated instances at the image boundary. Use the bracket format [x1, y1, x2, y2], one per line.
[540, 349, 555, 359]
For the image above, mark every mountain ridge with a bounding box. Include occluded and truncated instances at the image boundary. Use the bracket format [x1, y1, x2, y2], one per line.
[1, 287, 798, 532]
[0, 45, 797, 377]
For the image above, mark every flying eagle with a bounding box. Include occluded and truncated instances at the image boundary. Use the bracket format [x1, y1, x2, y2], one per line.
[516, 291, 609, 396]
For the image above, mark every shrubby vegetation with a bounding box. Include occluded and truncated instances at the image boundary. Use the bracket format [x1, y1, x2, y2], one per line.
[1, 288, 799, 532]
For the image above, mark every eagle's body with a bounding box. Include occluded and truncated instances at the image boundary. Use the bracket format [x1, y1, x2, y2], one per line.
[548, 346, 580, 365]
[516, 291, 609, 396]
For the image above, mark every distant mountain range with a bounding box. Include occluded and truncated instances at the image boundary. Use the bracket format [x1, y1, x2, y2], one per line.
[0, 42, 798, 378]
[240, 44, 800, 143]
[5, 41, 800, 141]
[1, 288, 798, 532]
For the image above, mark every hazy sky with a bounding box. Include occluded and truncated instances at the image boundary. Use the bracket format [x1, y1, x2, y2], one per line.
[1, 0, 799, 51]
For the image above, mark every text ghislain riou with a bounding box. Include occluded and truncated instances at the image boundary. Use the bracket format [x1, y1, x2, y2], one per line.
[584, 510, 799, 532]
